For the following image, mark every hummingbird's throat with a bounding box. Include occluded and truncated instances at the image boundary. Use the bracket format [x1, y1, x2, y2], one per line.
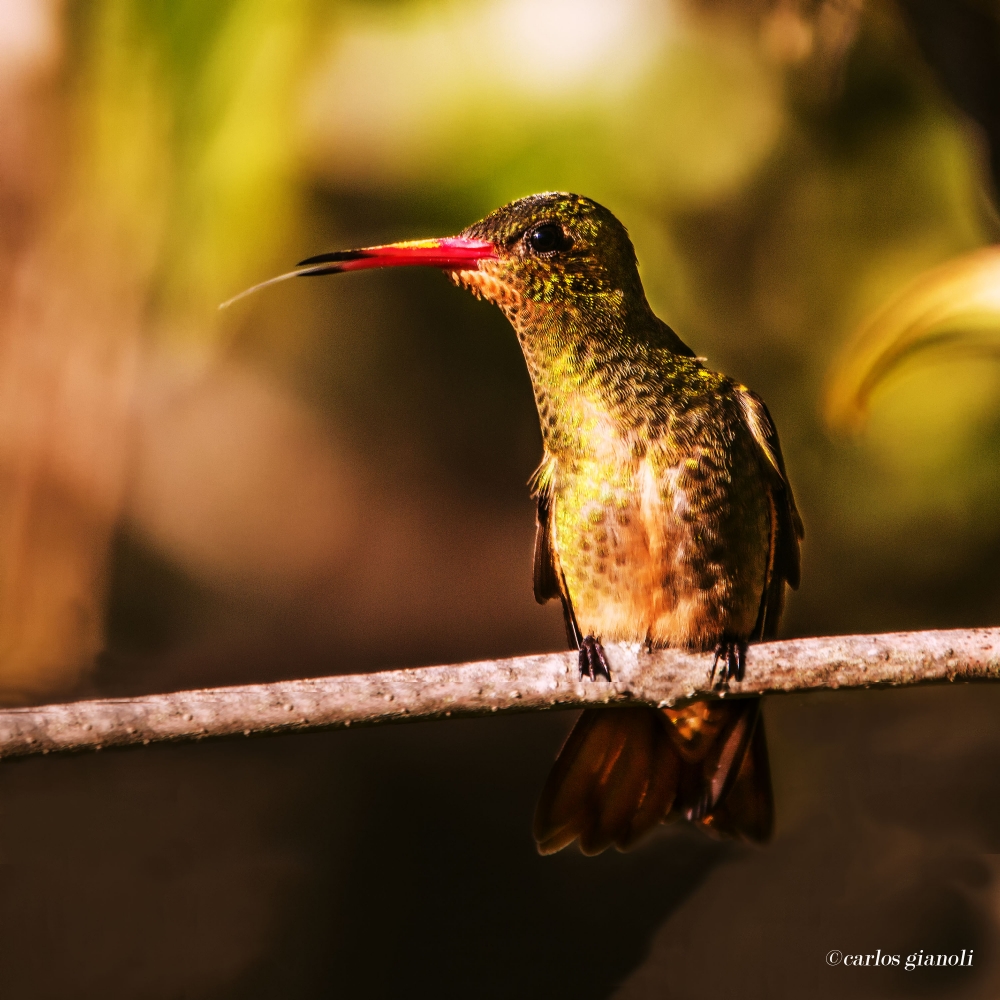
[450, 266, 619, 456]
[449, 266, 527, 321]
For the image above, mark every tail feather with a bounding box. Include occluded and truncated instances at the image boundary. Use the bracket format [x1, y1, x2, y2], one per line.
[531, 710, 615, 855]
[579, 712, 658, 855]
[534, 707, 678, 855]
[534, 700, 772, 855]
[617, 720, 682, 850]
[696, 715, 774, 842]
[678, 699, 761, 821]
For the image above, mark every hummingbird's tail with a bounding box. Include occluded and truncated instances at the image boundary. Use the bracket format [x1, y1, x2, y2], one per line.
[533, 699, 772, 855]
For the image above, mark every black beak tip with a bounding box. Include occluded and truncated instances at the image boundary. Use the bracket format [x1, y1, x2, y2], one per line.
[297, 249, 370, 267]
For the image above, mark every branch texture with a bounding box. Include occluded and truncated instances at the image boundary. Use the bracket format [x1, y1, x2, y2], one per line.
[1, 627, 998, 760]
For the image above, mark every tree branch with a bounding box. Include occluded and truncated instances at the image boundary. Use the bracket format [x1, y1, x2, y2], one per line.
[1, 627, 998, 759]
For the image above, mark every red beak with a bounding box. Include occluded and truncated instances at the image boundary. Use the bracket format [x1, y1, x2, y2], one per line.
[220, 237, 497, 309]
[297, 236, 497, 274]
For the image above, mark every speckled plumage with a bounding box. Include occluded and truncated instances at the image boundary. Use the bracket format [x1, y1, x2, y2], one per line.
[453, 193, 801, 656]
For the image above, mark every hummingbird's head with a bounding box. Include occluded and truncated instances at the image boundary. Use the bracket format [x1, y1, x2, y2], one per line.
[455, 192, 644, 310]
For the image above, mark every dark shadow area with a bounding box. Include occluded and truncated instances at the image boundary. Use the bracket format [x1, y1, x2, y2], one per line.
[616, 685, 1000, 998]
[0, 713, 729, 1000]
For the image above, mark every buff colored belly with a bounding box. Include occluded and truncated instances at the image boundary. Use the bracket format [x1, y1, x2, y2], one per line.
[553, 452, 770, 651]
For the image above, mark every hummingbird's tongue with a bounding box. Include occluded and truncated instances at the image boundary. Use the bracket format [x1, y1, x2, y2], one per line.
[220, 237, 497, 310]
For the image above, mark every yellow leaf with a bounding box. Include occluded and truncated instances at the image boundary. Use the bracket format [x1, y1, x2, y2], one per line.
[824, 245, 1000, 432]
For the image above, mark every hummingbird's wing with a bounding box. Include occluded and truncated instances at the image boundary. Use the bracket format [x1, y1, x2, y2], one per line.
[531, 458, 583, 648]
[531, 470, 560, 604]
[735, 387, 804, 640]
[656, 318, 698, 358]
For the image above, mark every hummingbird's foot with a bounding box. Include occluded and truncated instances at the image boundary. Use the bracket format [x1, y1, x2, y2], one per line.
[579, 635, 611, 682]
[710, 638, 747, 687]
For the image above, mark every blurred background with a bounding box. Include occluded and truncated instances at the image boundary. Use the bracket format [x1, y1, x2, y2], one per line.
[1, 0, 1000, 996]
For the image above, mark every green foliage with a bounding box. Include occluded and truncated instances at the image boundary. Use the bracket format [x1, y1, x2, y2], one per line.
[64, 0, 326, 336]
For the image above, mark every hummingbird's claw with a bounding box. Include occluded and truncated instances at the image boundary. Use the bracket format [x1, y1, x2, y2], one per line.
[579, 635, 611, 682]
[710, 638, 747, 687]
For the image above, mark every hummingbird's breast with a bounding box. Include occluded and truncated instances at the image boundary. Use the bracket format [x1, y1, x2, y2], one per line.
[540, 360, 772, 651]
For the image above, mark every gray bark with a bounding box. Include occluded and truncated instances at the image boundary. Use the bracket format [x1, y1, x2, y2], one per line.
[1, 626, 997, 759]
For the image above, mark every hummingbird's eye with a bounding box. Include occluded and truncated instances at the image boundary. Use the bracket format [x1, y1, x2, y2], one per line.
[527, 223, 571, 255]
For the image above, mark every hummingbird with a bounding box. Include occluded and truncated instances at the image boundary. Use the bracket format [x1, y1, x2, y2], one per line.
[225, 192, 802, 854]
